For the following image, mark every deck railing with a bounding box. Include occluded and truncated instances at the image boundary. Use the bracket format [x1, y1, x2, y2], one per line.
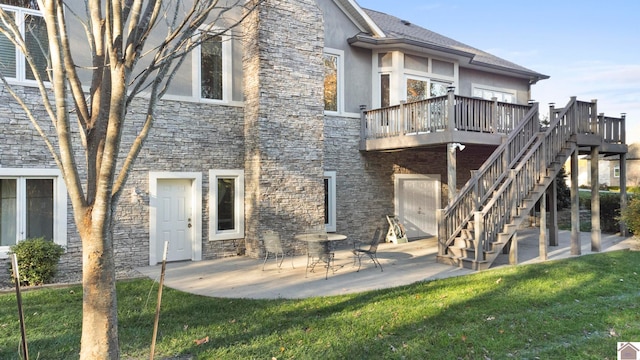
[598, 114, 626, 144]
[471, 98, 585, 256]
[362, 89, 532, 140]
[436, 103, 541, 254]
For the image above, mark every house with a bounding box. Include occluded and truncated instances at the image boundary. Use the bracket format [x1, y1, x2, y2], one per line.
[607, 143, 640, 188]
[0, 0, 628, 283]
[619, 342, 640, 360]
[568, 143, 639, 189]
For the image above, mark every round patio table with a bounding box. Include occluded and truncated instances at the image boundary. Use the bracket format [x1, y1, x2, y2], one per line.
[294, 233, 347, 242]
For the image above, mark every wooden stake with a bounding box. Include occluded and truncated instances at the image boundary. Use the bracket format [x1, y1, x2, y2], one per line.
[11, 254, 29, 360]
[150, 241, 169, 360]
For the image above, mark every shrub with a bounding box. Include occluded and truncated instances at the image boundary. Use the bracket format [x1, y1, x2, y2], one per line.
[627, 186, 640, 194]
[600, 193, 622, 233]
[9, 238, 65, 286]
[620, 197, 640, 235]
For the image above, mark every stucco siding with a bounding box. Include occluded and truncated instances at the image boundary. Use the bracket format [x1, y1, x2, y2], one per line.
[459, 67, 531, 104]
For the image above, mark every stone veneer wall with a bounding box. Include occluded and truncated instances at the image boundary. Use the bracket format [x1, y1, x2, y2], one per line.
[242, 0, 325, 257]
[0, 85, 245, 285]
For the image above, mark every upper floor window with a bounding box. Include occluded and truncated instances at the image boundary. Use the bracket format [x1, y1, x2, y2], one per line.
[195, 29, 231, 102]
[375, 50, 456, 108]
[406, 76, 450, 103]
[472, 85, 516, 103]
[323, 48, 343, 113]
[0, 0, 49, 82]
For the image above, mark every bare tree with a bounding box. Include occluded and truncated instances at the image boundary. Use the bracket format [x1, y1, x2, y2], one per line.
[0, 0, 261, 358]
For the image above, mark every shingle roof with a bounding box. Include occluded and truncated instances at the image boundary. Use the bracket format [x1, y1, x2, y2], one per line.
[359, 8, 548, 81]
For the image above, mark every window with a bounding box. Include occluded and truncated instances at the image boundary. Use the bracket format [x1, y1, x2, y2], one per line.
[323, 48, 343, 113]
[614, 166, 620, 178]
[472, 85, 516, 103]
[380, 73, 390, 108]
[0, 168, 67, 258]
[196, 29, 231, 102]
[324, 171, 336, 232]
[406, 78, 427, 103]
[209, 169, 244, 241]
[406, 76, 450, 103]
[0, 1, 49, 82]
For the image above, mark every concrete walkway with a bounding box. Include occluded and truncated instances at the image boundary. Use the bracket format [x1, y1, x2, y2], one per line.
[136, 229, 639, 300]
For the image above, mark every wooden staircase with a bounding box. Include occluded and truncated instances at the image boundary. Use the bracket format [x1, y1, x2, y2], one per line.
[437, 97, 598, 270]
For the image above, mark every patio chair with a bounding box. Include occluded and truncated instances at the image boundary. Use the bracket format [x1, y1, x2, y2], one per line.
[352, 227, 384, 272]
[305, 233, 334, 280]
[262, 230, 294, 271]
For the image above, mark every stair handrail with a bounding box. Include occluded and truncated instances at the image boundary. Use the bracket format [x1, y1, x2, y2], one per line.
[474, 97, 580, 255]
[438, 103, 539, 252]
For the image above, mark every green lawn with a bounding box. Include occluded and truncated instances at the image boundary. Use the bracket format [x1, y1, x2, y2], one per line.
[1, 250, 639, 359]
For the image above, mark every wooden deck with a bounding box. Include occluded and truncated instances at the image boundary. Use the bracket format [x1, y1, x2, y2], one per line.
[360, 90, 627, 154]
[360, 91, 629, 270]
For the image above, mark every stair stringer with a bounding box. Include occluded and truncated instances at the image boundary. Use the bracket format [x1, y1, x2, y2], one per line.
[448, 140, 577, 270]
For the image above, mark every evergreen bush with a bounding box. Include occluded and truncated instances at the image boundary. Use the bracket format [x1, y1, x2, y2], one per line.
[9, 237, 64, 286]
[620, 197, 640, 235]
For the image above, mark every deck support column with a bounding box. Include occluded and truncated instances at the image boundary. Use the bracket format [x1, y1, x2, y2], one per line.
[448, 143, 457, 203]
[570, 149, 581, 255]
[590, 146, 601, 252]
[548, 180, 559, 246]
[620, 152, 628, 236]
[509, 232, 518, 265]
[539, 192, 547, 261]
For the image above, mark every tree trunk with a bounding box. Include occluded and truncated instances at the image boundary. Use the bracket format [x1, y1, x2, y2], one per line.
[79, 209, 119, 359]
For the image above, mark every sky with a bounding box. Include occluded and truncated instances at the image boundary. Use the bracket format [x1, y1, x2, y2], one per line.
[356, 0, 640, 144]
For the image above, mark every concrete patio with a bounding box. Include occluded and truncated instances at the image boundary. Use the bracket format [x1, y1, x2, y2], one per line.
[136, 229, 638, 300]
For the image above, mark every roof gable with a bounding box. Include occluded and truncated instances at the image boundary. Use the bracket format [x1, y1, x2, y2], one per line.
[331, 0, 385, 37]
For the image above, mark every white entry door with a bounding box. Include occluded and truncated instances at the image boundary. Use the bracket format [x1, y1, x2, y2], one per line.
[395, 175, 440, 239]
[157, 179, 193, 262]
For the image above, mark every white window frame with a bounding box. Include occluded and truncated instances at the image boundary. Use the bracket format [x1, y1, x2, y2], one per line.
[323, 48, 344, 115]
[209, 169, 244, 241]
[614, 166, 620, 178]
[403, 75, 451, 102]
[373, 50, 457, 108]
[0, 3, 47, 85]
[324, 171, 336, 232]
[193, 27, 232, 103]
[471, 84, 517, 103]
[0, 168, 67, 259]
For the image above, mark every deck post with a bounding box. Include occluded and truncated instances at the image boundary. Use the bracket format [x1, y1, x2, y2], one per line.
[399, 101, 406, 135]
[570, 148, 581, 255]
[590, 99, 598, 134]
[474, 211, 484, 263]
[447, 86, 455, 131]
[509, 232, 518, 265]
[619, 152, 628, 236]
[359, 105, 367, 150]
[590, 146, 601, 251]
[448, 143, 457, 203]
[539, 191, 547, 261]
[491, 96, 498, 133]
[621, 113, 626, 144]
[436, 209, 446, 255]
[548, 180, 559, 246]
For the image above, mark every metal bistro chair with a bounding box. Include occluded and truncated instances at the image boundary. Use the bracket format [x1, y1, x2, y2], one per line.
[305, 233, 335, 280]
[352, 227, 384, 272]
[262, 230, 294, 271]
